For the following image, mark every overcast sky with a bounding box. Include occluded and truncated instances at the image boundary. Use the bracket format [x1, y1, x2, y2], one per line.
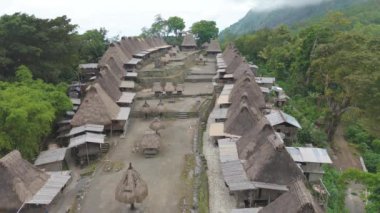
[0, 0, 327, 37]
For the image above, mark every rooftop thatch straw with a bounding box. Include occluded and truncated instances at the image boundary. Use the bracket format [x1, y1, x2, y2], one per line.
[224, 101, 262, 136]
[181, 33, 197, 47]
[115, 163, 148, 210]
[0, 150, 49, 211]
[138, 131, 161, 150]
[71, 83, 119, 126]
[260, 179, 323, 213]
[206, 39, 222, 53]
[149, 117, 165, 134]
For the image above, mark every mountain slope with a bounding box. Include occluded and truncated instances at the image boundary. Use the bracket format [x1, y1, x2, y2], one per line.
[220, 0, 367, 39]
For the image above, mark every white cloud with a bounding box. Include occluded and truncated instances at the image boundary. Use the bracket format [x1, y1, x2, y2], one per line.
[0, 0, 327, 37]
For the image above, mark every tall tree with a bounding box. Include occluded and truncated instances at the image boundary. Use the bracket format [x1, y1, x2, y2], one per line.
[78, 28, 109, 63]
[191, 20, 219, 45]
[167, 16, 185, 37]
[0, 65, 72, 159]
[0, 13, 80, 83]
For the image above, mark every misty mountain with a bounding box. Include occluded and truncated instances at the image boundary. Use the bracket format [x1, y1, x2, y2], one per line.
[220, 0, 367, 39]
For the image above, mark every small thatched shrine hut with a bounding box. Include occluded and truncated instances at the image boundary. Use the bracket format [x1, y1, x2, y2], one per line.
[181, 33, 197, 51]
[138, 131, 161, 157]
[164, 82, 175, 96]
[115, 163, 148, 210]
[149, 117, 165, 135]
[206, 39, 222, 56]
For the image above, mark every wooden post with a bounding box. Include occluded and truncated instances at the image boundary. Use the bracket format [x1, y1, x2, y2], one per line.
[86, 143, 90, 165]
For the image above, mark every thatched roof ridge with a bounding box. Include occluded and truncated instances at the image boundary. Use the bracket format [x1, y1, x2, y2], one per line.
[225, 54, 245, 74]
[0, 150, 49, 210]
[224, 101, 262, 136]
[104, 57, 125, 80]
[229, 73, 266, 110]
[120, 37, 138, 57]
[131, 37, 145, 53]
[236, 117, 273, 159]
[260, 179, 323, 213]
[181, 33, 197, 47]
[233, 62, 254, 80]
[96, 68, 122, 102]
[222, 43, 239, 66]
[243, 131, 304, 185]
[99, 42, 130, 66]
[145, 37, 157, 48]
[207, 39, 222, 53]
[71, 83, 120, 126]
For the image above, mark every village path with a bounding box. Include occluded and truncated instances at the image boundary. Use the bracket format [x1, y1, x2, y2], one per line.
[331, 125, 365, 213]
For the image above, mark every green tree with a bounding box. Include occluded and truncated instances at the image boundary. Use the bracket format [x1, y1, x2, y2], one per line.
[0, 65, 72, 159]
[191, 20, 219, 46]
[167, 16, 185, 37]
[0, 13, 80, 83]
[78, 28, 109, 63]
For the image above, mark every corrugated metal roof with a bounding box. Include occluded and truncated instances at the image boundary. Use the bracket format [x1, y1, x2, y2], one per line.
[251, 181, 288, 191]
[78, 63, 98, 69]
[34, 148, 67, 166]
[217, 95, 231, 105]
[115, 107, 131, 121]
[126, 58, 142, 65]
[117, 92, 136, 104]
[286, 147, 332, 164]
[255, 77, 275, 84]
[231, 208, 262, 213]
[212, 108, 228, 120]
[120, 81, 135, 89]
[70, 98, 81, 106]
[265, 110, 301, 129]
[218, 138, 239, 163]
[125, 72, 138, 77]
[221, 160, 255, 191]
[67, 124, 104, 137]
[69, 133, 105, 148]
[26, 171, 71, 205]
[260, 87, 270, 93]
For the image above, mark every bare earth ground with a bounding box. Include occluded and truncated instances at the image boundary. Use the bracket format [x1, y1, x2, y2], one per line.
[134, 97, 207, 112]
[136, 82, 214, 98]
[331, 125, 365, 213]
[80, 118, 197, 213]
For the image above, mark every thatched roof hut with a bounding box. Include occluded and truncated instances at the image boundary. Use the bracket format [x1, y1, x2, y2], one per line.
[260, 179, 323, 213]
[97, 68, 122, 102]
[0, 150, 49, 211]
[206, 39, 222, 54]
[164, 82, 175, 93]
[222, 43, 240, 66]
[225, 54, 245, 75]
[149, 117, 165, 133]
[224, 101, 262, 136]
[181, 33, 197, 47]
[228, 73, 266, 110]
[115, 163, 148, 209]
[139, 131, 161, 150]
[71, 83, 119, 126]
[99, 42, 130, 66]
[236, 117, 273, 159]
[243, 131, 304, 185]
[152, 82, 163, 93]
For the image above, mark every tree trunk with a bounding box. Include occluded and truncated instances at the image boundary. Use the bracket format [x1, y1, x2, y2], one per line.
[130, 202, 135, 210]
[327, 114, 340, 142]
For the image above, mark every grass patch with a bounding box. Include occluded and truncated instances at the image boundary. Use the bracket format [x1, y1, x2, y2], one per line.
[198, 170, 209, 213]
[80, 162, 97, 176]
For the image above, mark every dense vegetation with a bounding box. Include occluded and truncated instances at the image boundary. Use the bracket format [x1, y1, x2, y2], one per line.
[0, 13, 109, 159]
[0, 13, 109, 83]
[226, 0, 380, 211]
[141, 15, 218, 46]
[0, 65, 71, 159]
[219, 0, 366, 41]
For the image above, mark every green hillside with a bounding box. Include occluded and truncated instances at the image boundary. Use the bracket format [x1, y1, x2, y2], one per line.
[220, 0, 368, 40]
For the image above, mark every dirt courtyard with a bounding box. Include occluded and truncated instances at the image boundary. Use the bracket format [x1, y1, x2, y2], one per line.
[80, 118, 197, 213]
